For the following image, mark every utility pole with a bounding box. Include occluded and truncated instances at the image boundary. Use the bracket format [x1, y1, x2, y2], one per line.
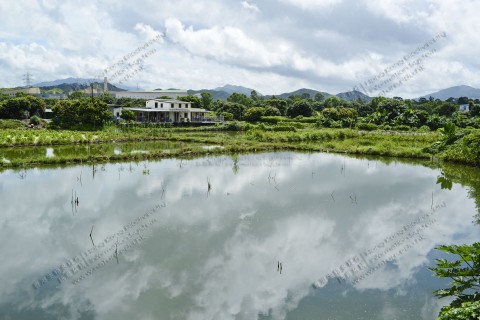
[23, 72, 33, 88]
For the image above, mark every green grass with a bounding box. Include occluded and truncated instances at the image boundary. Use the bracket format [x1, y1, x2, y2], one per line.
[0, 124, 445, 168]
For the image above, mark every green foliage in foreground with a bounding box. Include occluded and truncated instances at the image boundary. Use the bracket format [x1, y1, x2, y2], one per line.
[437, 300, 480, 320]
[423, 124, 480, 166]
[0, 119, 25, 129]
[430, 243, 480, 319]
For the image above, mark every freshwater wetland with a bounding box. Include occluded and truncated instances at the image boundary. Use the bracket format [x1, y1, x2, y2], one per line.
[0, 150, 478, 319]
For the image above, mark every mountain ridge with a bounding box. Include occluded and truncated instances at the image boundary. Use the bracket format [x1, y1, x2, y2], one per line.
[420, 85, 480, 100]
[24, 77, 480, 101]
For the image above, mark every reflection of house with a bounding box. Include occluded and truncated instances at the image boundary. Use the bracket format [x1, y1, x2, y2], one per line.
[114, 99, 219, 123]
[113, 90, 187, 100]
[459, 104, 470, 112]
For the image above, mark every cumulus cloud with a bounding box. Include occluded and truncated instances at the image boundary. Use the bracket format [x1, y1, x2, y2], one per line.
[164, 17, 372, 83]
[0, 0, 479, 96]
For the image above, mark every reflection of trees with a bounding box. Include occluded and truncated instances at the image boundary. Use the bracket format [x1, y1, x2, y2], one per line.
[347, 153, 480, 225]
[441, 163, 480, 224]
[231, 154, 239, 175]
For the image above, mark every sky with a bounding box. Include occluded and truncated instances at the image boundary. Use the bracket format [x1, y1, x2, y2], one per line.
[0, 0, 479, 98]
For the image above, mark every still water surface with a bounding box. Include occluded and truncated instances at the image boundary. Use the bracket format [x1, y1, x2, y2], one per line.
[0, 152, 478, 319]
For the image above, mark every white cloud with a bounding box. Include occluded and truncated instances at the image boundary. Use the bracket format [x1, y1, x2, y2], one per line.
[362, 0, 427, 24]
[0, 0, 479, 96]
[241, 1, 260, 12]
[279, 0, 343, 10]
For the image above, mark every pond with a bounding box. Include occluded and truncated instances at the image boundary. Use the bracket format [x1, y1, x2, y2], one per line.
[0, 152, 478, 319]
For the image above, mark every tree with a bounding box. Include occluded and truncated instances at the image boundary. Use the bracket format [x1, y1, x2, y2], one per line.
[80, 100, 111, 128]
[264, 106, 281, 116]
[214, 101, 245, 120]
[470, 104, 480, 117]
[250, 90, 259, 101]
[178, 95, 201, 109]
[376, 98, 407, 123]
[322, 108, 340, 121]
[0, 97, 42, 119]
[52, 99, 111, 129]
[311, 101, 324, 112]
[458, 96, 469, 105]
[121, 109, 136, 122]
[324, 96, 343, 109]
[24, 96, 46, 116]
[200, 92, 213, 110]
[430, 243, 480, 319]
[356, 103, 375, 117]
[314, 92, 325, 102]
[286, 100, 313, 118]
[436, 102, 458, 117]
[301, 92, 311, 100]
[52, 100, 81, 128]
[227, 92, 251, 107]
[69, 91, 86, 100]
[418, 97, 428, 104]
[265, 99, 287, 115]
[98, 92, 116, 104]
[243, 107, 265, 122]
[0, 93, 10, 102]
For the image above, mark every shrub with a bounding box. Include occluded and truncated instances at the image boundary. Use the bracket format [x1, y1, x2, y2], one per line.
[357, 122, 378, 131]
[264, 106, 281, 117]
[224, 121, 247, 131]
[260, 116, 287, 124]
[0, 119, 25, 129]
[121, 109, 136, 122]
[286, 101, 313, 118]
[417, 125, 431, 132]
[272, 125, 297, 132]
[221, 112, 234, 121]
[29, 115, 41, 126]
[393, 125, 411, 131]
[244, 107, 265, 122]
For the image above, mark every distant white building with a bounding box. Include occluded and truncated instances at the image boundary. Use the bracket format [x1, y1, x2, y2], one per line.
[5, 87, 41, 96]
[459, 104, 470, 112]
[114, 99, 218, 123]
[112, 90, 188, 100]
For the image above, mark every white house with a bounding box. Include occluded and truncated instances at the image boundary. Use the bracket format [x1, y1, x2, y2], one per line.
[459, 104, 470, 112]
[112, 90, 188, 100]
[115, 99, 216, 123]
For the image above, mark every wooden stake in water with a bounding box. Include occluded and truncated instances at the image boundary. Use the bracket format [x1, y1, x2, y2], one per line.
[90, 225, 95, 247]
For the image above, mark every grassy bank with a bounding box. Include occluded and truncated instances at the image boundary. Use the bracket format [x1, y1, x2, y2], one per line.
[0, 124, 442, 168]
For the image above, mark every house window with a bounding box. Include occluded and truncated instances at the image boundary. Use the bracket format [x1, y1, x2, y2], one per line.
[155, 102, 158, 108]
[161, 103, 163, 108]
[171, 104, 174, 108]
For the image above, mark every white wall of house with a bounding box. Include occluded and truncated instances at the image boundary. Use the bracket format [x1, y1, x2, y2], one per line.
[113, 107, 124, 118]
[459, 104, 470, 112]
[112, 100, 212, 123]
[145, 99, 192, 110]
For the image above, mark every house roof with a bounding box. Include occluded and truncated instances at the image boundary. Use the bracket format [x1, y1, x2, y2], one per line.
[116, 90, 186, 94]
[123, 107, 210, 113]
[147, 99, 190, 104]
